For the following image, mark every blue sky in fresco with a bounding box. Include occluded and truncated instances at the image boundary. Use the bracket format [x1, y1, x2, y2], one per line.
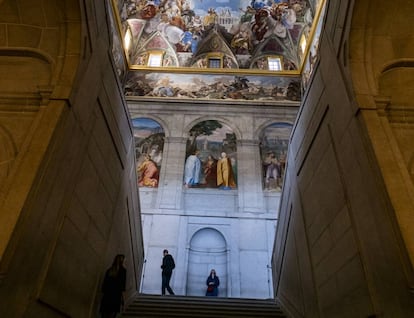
[192, 0, 251, 17]
[132, 118, 160, 129]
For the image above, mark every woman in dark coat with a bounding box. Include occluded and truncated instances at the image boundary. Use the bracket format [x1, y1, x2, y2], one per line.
[205, 269, 220, 296]
[100, 254, 127, 318]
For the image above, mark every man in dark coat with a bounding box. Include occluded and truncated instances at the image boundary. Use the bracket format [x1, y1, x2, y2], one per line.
[161, 249, 175, 295]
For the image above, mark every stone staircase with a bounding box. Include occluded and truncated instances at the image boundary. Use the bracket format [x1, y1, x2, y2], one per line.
[121, 294, 287, 318]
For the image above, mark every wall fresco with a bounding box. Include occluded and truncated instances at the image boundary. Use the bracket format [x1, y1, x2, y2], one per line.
[133, 118, 165, 188]
[132, 118, 293, 191]
[260, 122, 292, 191]
[184, 120, 237, 189]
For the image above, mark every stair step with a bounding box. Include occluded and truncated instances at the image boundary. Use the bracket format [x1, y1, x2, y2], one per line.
[121, 294, 287, 318]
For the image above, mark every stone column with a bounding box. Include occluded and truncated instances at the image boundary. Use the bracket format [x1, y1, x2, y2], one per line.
[236, 139, 265, 213]
[156, 136, 187, 210]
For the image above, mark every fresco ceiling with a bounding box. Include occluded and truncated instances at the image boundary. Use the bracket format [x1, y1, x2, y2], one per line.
[111, 0, 326, 101]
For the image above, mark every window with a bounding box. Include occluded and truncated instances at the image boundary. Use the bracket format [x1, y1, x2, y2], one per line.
[268, 57, 282, 71]
[148, 52, 163, 67]
[124, 28, 132, 51]
[209, 58, 221, 68]
[300, 35, 307, 56]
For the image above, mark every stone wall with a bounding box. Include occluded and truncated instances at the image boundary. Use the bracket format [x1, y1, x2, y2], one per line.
[273, 1, 414, 317]
[129, 99, 298, 298]
[0, 1, 144, 317]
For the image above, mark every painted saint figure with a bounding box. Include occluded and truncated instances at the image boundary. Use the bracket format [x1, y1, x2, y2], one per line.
[184, 149, 201, 188]
[138, 154, 159, 187]
[264, 152, 282, 190]
[217, 152, 236, 190]
[203, 155, 217, 187]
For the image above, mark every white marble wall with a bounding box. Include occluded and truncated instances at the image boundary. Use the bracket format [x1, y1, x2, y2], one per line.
[139, 198, 278, 298]
[129, 100, 298, 299]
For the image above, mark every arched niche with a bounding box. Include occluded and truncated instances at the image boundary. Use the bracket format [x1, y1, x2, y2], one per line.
[0, 50, 53, 95]
[186, 228, 228, 297]
[378, 65, 414, 184]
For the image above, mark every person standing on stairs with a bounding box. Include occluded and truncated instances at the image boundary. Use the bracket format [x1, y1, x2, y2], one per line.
[161, 249, 175, 295]
[99, 254, 127, 318]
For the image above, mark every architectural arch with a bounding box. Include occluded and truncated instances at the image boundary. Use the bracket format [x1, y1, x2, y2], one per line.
[0, 1, 115, 317]
[183, 116, 243, 141]
[349, 1, 414, 104]
[0, 52, 52, 96]
[0, 48, 55, 64]
[349, 0, 414, 267]
[186, 227, 228, 297]
[132, 115, 171, 138]
[254, 120, 294, 141]
[0, 0, 83, 260]
[0, 0, 82, 101]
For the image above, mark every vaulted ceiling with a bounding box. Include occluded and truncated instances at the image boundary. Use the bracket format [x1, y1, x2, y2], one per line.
[110, 0, 327, 102]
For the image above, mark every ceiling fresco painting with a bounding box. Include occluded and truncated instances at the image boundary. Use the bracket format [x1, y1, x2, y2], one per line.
[113, 0, 326, 73]
[301, 0, 325, 89]
[108, 0, 128, 81]
[124, 72, 301, 101]
[110, 0, 326, 101]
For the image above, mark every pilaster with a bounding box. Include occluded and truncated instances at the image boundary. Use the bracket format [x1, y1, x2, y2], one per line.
[236, 139, 266, 213]
[156, 136, 187, 210]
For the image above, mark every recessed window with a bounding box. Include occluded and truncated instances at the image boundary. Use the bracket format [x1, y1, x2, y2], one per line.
[148, 53, 163, 67]
[124, 28, 132, 51]
[268, 57, 282, 71]
[300, 35, 307, 55]
[208, 58, 221, 68]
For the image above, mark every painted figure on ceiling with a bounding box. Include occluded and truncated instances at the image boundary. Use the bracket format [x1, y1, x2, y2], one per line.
[118, 0, 315, 71]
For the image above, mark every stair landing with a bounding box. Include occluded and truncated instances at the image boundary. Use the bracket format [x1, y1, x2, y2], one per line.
[122, 294, 287, 318]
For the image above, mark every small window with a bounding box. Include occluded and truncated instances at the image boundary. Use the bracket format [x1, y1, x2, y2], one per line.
[148, 53, 163, 67]
[208, 58, 221, 68]
[268, 57, 282, 71]
[300, 35, 307, 55]
[124, 28, 132, 51]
